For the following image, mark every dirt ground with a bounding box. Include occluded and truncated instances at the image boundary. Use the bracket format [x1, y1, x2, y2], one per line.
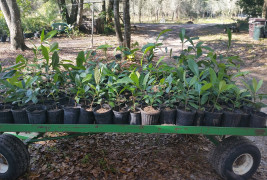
[0, 23, 267, 179]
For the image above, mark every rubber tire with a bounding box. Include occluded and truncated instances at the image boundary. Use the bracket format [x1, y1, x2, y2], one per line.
[211, 136, 261, 180]
[0, 134, 30, 180]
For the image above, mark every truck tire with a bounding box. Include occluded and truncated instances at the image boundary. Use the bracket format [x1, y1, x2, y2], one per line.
[0, 134, 29, 180]
[212, 136, 261, 180]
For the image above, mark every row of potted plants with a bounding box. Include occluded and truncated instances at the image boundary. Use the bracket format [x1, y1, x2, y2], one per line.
[0, 29, 266, 128]
[0, 103, 264, 128]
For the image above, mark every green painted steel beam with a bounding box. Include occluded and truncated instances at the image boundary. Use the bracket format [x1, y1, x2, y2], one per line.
[0, 124, 266, 136]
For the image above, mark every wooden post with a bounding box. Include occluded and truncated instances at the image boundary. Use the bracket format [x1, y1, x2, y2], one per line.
[91, 2, 94, 48]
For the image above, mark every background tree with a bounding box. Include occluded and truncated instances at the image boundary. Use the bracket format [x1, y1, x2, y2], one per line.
[77, 0, 84, 27]
[123, 0, 130, 48]
[263, 0, 267, 18]
[0, 0, 28, 50]
[237, 0, 264, 17]
[107, 0, 114, 23]
[57, 0, 79, 24]
[114, 0, 123, 46]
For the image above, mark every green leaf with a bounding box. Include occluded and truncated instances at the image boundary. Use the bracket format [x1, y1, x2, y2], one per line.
[142, 72, 150, 87]
[44, 30, 58, 41]
[40, 30, 45, 42]
[50, 42, 59, 52]
[156, 56, 165, 67]
[94, 66, 101, 85]
[116, 76, 133, 84]
[41, 45, 49, 64]
[201, 95, 209, 105]
[156, 29, 172, 42]
[179, 28, 186, 43]
[3, 63, 24, 71]
[52, 52, 59, 69]
[76, 51, 85, 67]
[188, 59, 199, 76]
[189, 76, 198, 86]
[256, 79, 263, 92]
[209, 68, 217, 84]
[1, 70, 16, 79]
[82, 74, 92, 83]
[219, 80, 227, 92]
[201, 83, 212, 91]
[130, 71, 140, 88]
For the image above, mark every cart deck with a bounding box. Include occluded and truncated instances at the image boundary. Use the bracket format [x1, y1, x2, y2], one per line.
[0, 124, 266, 136]
[0, 125, 266, 179]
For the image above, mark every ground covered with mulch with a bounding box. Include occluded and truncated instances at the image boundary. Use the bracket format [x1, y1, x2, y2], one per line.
[22, 134, 220, 180]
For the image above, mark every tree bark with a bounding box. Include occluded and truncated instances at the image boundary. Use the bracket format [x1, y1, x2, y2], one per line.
[123, 0, 131, 48]
[114, 0, 123, 46]
[0, 0, 28, 51]
[102, 0, 106, 22]
[77, 0, 84, 26]
[138, 0, 142, 23]
[107, 0, 114, 23]
[263, 0, 267, 19]
[57, 0, 78, 25]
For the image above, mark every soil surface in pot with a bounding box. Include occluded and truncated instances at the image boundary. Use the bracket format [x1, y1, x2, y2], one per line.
[143, 106, 158, 113]
[96, 108, 110, 113]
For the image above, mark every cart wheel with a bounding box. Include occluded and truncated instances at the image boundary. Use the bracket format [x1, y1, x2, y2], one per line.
[0, 134, 30, 180]
[212, 136, 261, 180]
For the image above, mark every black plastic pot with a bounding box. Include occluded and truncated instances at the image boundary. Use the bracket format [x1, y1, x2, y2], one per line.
[93, 105, 113, 124]
[0, 35, 7, 42]
[0, 108, 13, 124]
[113, 110, 130, 124]
[203, 111, 222, 127]
[63, 107, 80, 124]
[130, 111, 141, 125]
[176, 109, 196, 126]
[239, 113, 250, 127]
[79, 107, 95, 124]
[47, 109, 64, 124]
[24, 33, 34, 38]
[11, 107, 29, 124]
[159, 108, 176, 124]
[26, 105, 47, 124]
[194, 110, 204, 126]
[222, 111, 241, 127]
[141, 107, 160, 125]
[250, 112, 267, 128]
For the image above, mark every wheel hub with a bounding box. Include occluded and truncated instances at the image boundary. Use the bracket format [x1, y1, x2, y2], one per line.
[0, 153, 9, 173]
[232, 153, 253, 175]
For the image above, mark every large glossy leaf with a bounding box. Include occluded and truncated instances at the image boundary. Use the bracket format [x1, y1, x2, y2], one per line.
[41, 45, 49, 64]
[76, 51, 85, 67]
[188, 59, 199, 76]
[156, 29, 172, 42]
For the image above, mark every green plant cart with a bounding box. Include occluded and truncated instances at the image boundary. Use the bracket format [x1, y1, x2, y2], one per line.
[0, 124, 266, 180]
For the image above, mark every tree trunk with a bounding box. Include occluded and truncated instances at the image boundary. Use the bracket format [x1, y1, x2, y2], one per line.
[107, 0, 114, 23]
[263, 0, 267, 19]
[69, 0, 79, 24]
[77, 0, 84, 26]
[57, 0, 78, 24]
[102, 0, 106, 22]
[138, 0, 142, 23]
[0, 0, 28, 51]
[114, 0, 123, 46]
[123, 0, 131, 48]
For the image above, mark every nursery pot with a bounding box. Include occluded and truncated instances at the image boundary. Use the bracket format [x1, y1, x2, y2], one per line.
[79, 107, 95, 124]
[194, 110, 204, 126]
[93, 105, 113, 124]
[11, 107, 29, 124]
[47, 109, 64, 124]
[176, 109, 196, 126]
[0, 35, 7, 42]
[250, 111, 267, 128]
[239, 113, 250, 127]
[159, 108, 176, 124]
[26, 105, 47, 124]
[222, 111, 241, 127]
[113, 110, 130, 124]
[0, 107, 13, 124]
[141, 107, 160, 125]
[203, 111, 222, 127]
[130, 111, 141, 125]
[63, 107, 80, 124]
